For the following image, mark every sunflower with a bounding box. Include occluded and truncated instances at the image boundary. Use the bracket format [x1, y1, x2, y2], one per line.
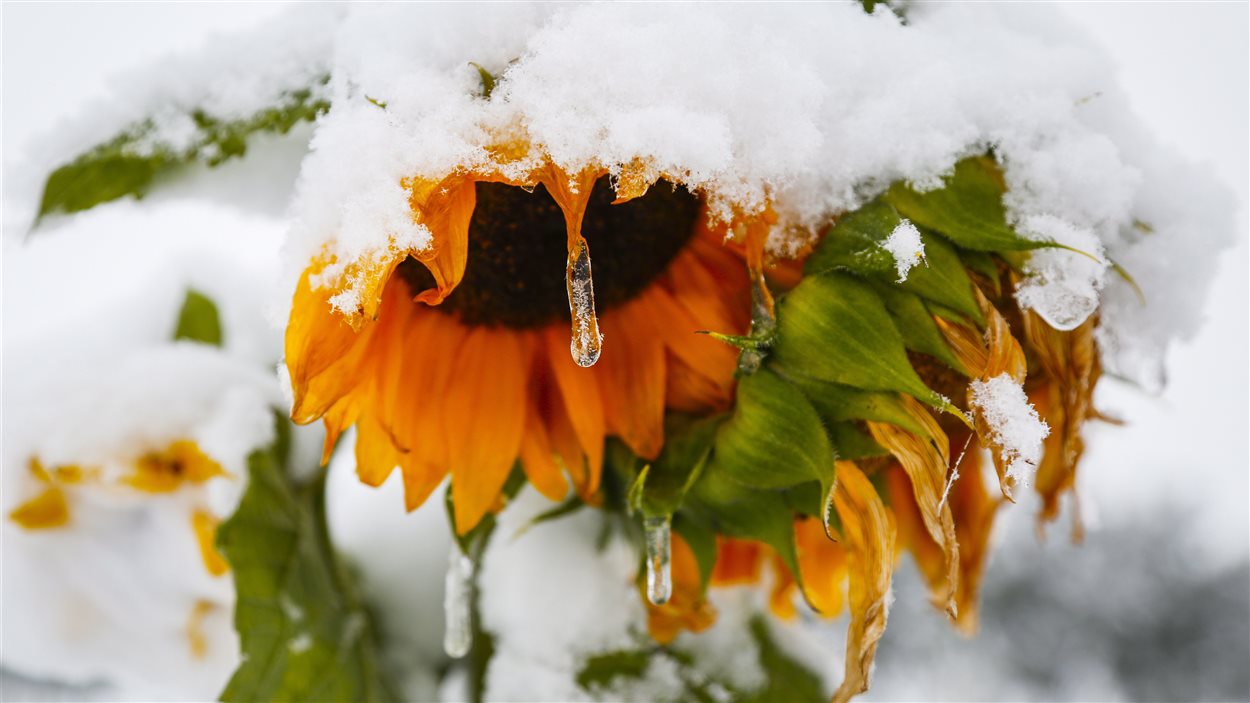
[286, 147, 774, 535]
[9, 440, 233, 578]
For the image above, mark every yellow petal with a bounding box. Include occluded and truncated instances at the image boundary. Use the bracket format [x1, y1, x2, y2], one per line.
[9, 486, 69, 530]
[192, 509, 229, 577]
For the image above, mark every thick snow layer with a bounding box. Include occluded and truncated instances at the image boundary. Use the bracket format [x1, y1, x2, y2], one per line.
[280, 2, 1231, 383]
[11, 4, 339, 185]
[969, 375, 1051, 484]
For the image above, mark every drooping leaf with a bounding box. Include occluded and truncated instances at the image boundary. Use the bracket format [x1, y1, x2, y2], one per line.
[632, 414, 723, 517]
[771, 272, 951, 413]
[689, 469, 800, 579]
[38, 83, 329, 219]
[709, 369, 832, 491]
[869, 282, 967, 374]
[173, 288, 223, 347]
[217, 439, 396, 703]
[786, 374, 931, 439]
[882, 156, 1044, 253]
[805, 200, 982, 323]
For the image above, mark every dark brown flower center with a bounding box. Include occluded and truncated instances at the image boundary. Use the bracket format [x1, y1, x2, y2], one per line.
[397, 177, 700, 328]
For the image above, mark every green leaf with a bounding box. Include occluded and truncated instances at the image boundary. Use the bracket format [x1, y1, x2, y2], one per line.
[741, 617, 827, 703]
[827, 422, 889, 460]
[959, 247, 1002, 296]
[634, 414, 722, 518]
[576, 649, 653, 691]
[217, 440, 397, 703]
[689, 469, 800, 579]
[882, 156, 1045, 253]
[771, 272, 950, 413]
[787, 374, 926, 435]
[38, 83, 329, 219]
[173, 288, 224, 347]
[869, 282, 967, 374]
[805, 200, 982, 324]
[673, 511, 718, 593]
[710, 369, 832, 491]
[469, 62, 497, 99]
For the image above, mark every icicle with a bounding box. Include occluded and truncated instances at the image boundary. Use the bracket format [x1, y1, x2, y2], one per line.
[643, 515, 672, 605]
[566, 237, 602, 367]
[442, 545, 474, 658]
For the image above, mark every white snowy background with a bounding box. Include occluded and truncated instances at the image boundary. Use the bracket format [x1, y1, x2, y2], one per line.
[2, 3, 1247, 702]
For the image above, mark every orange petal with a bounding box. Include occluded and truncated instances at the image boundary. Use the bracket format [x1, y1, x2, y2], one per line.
[410, 176, 476, 306]
[795, 515, 850, 617]
[519, 402, 570, 502]
[545, 326, 605, 489]
[595, 299, 666, 460]
[638, 284, 737, 410]
[447, 328, 530, 534]
[286, 263, 364, 403]
[710, 537, 765, 586]
[644, 531, 717, 644]
[355, 414, 401, 488]
[831, 461, 896, 703]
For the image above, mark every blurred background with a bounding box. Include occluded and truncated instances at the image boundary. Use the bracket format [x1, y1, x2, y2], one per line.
[3, 3, 1247, 701]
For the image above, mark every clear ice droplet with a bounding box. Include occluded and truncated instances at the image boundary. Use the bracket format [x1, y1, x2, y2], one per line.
[643, 515, 672, 605]
[566, 238, 602, 367]
[443, 545, 474, 658]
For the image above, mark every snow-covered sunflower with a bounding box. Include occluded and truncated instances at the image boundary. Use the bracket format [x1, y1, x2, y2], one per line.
[277, 4, 1161, 698]
[287, 157, 759, 535]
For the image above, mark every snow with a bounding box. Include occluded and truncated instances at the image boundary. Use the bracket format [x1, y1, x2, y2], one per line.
[968, 375, 1051, 484]
[1014, 214, 1108, 331]
[881, 219, 925, 282]
[277, 2, 1232, 386]
[1, 198, 288, 700]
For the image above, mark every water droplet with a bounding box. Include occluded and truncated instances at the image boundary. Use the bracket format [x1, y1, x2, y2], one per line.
[443, 545, 474, 658]
[643, 515, 672, 605]
[566, 237, 602, 367]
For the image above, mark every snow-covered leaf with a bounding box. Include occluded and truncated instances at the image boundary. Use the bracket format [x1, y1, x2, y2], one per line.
[173, 289, 223, 347]
[883, 156, 1044, 253]
[38, 85, 327, 219]
[805, 199, 982, 324]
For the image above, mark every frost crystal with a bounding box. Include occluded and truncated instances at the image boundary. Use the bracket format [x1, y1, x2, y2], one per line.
[969, 374, 1050, 483]
[882, 219, 926, 282]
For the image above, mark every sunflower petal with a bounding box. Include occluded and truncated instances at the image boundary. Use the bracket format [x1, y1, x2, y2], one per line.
[831, 461, 896, 703]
